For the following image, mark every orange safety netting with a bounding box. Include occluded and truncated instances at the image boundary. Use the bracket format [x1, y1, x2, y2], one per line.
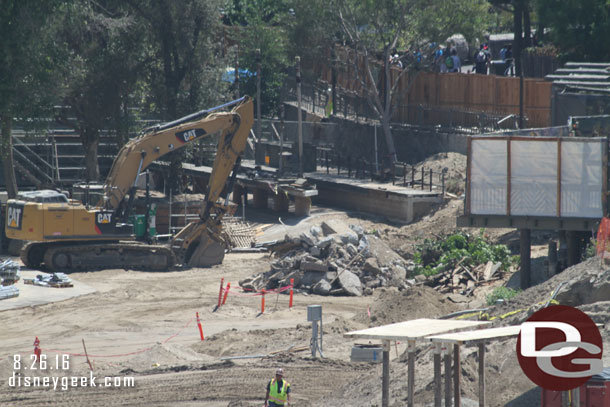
[596, 217, 610, 258]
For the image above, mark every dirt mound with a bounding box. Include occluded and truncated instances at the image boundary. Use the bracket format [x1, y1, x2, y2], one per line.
[490, 256, 610, 324]
[415, 152, 466, 194]
[355, 285, 462, 326]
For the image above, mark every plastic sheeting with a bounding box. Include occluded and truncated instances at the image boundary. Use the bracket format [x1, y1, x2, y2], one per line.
[510, 140, 557, 216]
[469, 137, 604, 218]
[470, 139, 507, 215]
[561, 141, 603, 218]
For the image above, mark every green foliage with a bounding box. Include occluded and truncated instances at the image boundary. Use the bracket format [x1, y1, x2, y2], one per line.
[412, 0, 495, 46]
[413, 230, 518, 277]
[486, 286, 520, 305]
[536, 0, 610, 61]
[227, 0, 291, 116]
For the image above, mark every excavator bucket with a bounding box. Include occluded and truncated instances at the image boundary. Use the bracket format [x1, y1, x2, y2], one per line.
[186, 233, 226, 267]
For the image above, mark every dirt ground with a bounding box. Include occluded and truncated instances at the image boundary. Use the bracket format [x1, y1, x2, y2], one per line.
[0, 152, 605, 407]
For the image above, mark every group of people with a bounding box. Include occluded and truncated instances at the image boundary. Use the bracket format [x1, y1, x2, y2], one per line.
[435, 44, 462, 73]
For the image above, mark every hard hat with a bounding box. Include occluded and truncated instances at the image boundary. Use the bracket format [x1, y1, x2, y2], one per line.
[276, 368, 284, 376]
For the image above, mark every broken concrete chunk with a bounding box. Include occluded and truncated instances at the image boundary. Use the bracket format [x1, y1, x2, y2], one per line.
[337, 270, 363, 296]
[339, 232, 359, 245]
[313, 279, 332, 296]
[349, 224, 365, 238]
[309, 246, 321, 257]
[300, 261, 328, 272]
[299, 232, 316, 246]
[310, 225, 323, 237]
[346, 243, 358, 257]
[301, 271, 327, 286]
[363, 258, 382, 275]
[320, 219, 353, 236]
[316, 236, 334, 249]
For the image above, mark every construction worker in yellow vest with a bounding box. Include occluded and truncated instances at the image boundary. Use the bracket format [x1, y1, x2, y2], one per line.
[264, 367, 291, 406]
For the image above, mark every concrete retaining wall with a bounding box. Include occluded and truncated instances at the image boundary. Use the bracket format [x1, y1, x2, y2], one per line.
[284, 104, 468, 166]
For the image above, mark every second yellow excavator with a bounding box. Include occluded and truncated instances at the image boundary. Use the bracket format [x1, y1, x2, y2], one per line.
[5, 96, 254, 272]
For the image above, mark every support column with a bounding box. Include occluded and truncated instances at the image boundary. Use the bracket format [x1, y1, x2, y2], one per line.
[454, 344, 461, 407]
[294, 196, 311, 217]
[520, 229, 531, 290]
[444, 347, 452, 407]
[273, 192, 289, 212]
[252, 188, 268, 209]
[382, 340, 390, 407]
[548, 241, 558, 277]
[566, 231, 581, 267]
[232, 184, 244, 206]
[408, 340, 415, 407]
[434, 343, 442, 407]
[478, 343, 485, 407]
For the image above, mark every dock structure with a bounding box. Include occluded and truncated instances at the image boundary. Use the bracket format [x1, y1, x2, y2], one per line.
[344, 319, 490, 407]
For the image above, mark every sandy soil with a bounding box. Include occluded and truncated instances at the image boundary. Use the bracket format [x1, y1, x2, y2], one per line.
[0, 152, 602, 407]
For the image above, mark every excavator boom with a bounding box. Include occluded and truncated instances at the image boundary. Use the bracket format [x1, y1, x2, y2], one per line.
[6, 96, 254, 271]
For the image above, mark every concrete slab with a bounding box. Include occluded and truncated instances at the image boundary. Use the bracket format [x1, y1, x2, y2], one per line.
[0, 271, 96, 311]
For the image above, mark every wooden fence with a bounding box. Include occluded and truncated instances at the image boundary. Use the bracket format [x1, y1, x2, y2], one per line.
[316, 47, 552, 128]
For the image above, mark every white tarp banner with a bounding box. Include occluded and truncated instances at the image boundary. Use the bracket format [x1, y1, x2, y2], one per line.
[470, 139, 507, 215]
[561, 141, 603, 218]
[510, 140, 557, 216]
[469, 137, 604, 218]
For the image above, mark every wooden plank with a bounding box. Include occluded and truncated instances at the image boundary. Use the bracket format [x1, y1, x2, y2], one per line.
[408, 340, 415, 407]
[344, 319, 489, 341]
[427, 325, 521, 345]
[479, 344, 485, 407]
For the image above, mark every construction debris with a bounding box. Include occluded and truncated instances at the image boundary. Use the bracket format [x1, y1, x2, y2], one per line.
[240, 221, 412, 296]
[427, 260, 504, 296]
[24, 273, 73, 288]
[0, 259, 21, 286]
[222, 216, 257, 249]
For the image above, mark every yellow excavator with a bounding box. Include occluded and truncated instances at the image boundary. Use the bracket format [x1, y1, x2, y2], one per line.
[4, 96, 254, 272]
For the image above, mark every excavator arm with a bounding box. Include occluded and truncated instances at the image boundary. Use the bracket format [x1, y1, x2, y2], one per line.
[100, 96, 253, 212]
[103, 95, 254, 267]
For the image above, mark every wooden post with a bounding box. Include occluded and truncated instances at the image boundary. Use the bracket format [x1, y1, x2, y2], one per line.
[408, 340, 415, 407]
[454, 344, 461, 407]
[520, 229, 531, 289]
[478, 343, 485, 407]
[382, 340, 390, 407]
[296, 56, 303, 178]
[434, 343, 442, 407]
[444, 347, 452, 407]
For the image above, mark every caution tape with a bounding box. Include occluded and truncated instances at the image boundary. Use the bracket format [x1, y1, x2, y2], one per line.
[455, 299, 560, 321]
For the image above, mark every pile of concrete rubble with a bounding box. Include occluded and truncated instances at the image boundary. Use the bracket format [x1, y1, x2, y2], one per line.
[240, 220, 416, 296]
[0, 259, 20, 300]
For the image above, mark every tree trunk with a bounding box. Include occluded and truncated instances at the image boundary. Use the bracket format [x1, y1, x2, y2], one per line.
[513, 0, 524, 77]
[1, 115, 18, 198]
[82, 133, 100, 182]
[523, 3, 532, 48]
[381, 117, 396, 165]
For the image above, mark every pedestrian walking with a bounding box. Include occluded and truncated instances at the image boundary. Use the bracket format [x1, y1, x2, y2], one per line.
[264, 367, 291, 407]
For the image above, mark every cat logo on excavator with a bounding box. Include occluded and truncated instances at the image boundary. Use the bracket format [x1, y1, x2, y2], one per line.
[6, 205, 24, 230]
[97, 213, 112, 224]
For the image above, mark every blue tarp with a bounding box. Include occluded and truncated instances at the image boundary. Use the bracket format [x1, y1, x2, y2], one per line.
[221, 68, 254, 83]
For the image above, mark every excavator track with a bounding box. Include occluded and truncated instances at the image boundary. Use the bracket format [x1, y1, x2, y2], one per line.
[30, 242, 176, 273]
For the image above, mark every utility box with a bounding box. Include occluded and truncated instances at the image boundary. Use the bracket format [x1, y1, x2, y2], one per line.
[541, 368, 610, 407]
[307, 305, 322, 322]
[350, 344, 382, 364]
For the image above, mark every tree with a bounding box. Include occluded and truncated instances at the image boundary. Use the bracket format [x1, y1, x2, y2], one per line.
[54, 1, 146, 182]
[333, 0, 428, 163]
[413, 0, 494, 47]
[488, 0, 534, 76]
[0, 1, 64, 197]
[224, 0, 291, 116]
[126, 0, 226, 119]
[535, 0, 610, 61]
